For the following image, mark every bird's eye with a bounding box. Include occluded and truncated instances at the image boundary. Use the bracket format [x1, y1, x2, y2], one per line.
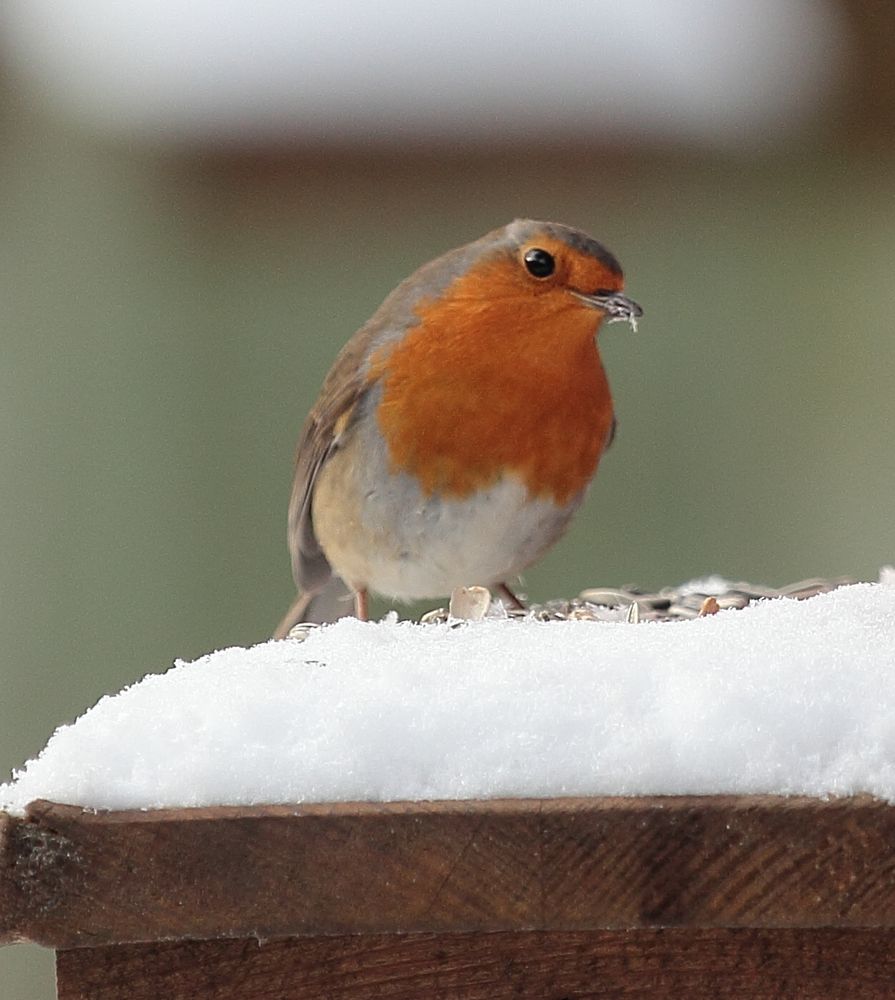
[594, 288, 614, 298]
[523, 248, 555, 279]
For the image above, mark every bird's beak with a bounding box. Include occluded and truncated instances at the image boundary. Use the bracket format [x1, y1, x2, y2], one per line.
[573, 290, 643, 323]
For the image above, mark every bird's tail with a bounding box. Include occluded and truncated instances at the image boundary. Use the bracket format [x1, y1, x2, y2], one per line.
[272, 576, 355, 638]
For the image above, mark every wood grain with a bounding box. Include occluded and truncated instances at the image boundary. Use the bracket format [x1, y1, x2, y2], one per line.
[55, 928, 895, 1000]
[3, 795, 895, 948]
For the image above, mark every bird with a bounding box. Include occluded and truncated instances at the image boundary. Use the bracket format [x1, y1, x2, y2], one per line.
[274, 219, 641, 637]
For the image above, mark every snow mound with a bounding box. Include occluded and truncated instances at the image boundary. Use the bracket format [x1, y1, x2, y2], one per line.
[3, 583, 894, 814]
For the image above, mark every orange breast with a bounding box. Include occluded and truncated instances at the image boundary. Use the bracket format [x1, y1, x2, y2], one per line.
[368, 262, 614, 505]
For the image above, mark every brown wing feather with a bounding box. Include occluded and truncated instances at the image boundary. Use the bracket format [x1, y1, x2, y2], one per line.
[286, 327, 381, 594]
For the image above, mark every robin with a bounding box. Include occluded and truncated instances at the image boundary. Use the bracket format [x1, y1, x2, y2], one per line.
[274, 219, 641, 637]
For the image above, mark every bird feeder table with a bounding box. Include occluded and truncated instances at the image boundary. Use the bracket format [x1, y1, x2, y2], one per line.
[2, 794, 895, 998]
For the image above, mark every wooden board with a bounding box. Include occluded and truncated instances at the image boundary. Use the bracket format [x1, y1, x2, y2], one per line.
[55, 928, 895, 1000]
[3, 795, 895, 948]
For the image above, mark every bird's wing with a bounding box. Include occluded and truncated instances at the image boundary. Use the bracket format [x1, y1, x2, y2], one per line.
[286, 328, 380, 595]
[284, 251, 447, 603]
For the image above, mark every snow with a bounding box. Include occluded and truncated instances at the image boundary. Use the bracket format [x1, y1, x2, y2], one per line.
[2, 582, 895, 815]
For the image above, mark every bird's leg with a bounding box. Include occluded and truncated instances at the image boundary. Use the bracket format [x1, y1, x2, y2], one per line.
[354, 588, 369, 621]
[497, 582, 526, 610]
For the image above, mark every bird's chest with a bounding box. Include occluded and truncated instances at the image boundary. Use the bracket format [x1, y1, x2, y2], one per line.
[369, 327, 613, 505]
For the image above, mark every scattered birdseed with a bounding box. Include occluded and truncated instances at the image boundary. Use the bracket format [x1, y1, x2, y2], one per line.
[420, 576, 859, 625]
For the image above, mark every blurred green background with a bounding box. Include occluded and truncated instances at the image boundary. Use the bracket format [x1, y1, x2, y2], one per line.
[2, 1, 894, 995]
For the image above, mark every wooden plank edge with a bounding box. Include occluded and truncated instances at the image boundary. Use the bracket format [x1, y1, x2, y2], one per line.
[55, 928, 895, 1000]
[3, 794, 895, 949]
